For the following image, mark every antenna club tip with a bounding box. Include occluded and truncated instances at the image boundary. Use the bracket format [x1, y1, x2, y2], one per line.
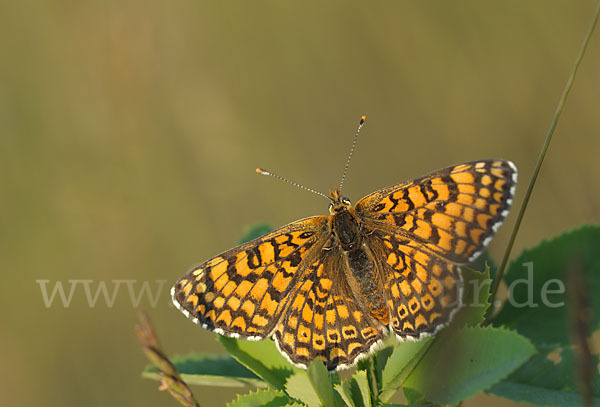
[360, 115, 366, 123]
[256, 167, 267, 175]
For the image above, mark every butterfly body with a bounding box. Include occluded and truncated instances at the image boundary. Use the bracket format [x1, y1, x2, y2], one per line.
[327, 195, 390, 326]
[172, 159, 517, 371]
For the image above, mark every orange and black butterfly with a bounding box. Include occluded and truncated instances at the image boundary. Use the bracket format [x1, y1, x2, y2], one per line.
[171, 117, 517, 371]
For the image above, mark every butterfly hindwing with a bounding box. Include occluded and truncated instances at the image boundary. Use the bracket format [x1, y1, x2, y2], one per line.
[171, 216, 328, 339]
[273, 249, 385, 371]
[356, 160, 517, 264]
[367, 231, 462, 339]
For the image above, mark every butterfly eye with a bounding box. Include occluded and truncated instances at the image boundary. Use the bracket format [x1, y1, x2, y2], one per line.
[328, 202, 334, 211]
[342, 197, 351, 206]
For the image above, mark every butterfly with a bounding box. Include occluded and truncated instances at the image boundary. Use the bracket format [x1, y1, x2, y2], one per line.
[171, 120, 517, 372]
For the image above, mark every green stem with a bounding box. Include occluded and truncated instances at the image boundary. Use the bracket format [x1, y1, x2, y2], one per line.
[484, 0, 600, 325]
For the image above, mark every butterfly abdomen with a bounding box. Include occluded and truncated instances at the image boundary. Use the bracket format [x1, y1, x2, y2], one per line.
[347, 247, 389, 324]
[331, 208, 389, 325]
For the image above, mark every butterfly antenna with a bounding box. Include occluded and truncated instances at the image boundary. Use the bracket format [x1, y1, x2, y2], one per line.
[338, 115, 366, 194]
[256, 168, 332, 201]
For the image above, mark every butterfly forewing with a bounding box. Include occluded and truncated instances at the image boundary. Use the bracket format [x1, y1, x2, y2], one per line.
[171, 216, 328, 339]
[356, 160, 517, 264]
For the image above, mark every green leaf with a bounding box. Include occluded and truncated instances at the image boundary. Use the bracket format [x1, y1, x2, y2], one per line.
[379, 338, 433, 402]
[352, 370, 372, 407]
[355, 358, 375, 406]
[227, 388, 300, 407]
[488, 347, 600, 406]
[492, 225, 600, 348]
[402, 387, 426, 405]
[285, 371, 321, 407]
[306, 359, 345, 407]
[335, 381, 357, 407]
[142, 352, 267, 388]
[403, 326, 535, 404]
[219, 336, 301, 390]
[336, 371, 375, 407]
[285, 362, 344, 407]
[451, 265, 492, 328]
[469, 249, 497, 281]
[372, 344, 394, 395]
[239, 223, 272, 244]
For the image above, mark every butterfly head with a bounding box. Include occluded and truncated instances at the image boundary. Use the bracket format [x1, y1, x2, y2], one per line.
[328, 187, 352, 214]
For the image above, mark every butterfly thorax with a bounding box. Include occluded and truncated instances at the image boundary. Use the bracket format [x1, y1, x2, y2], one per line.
[328, 197, 390, 324]
[329, 205, 359, 250]
[328, 187, 358, 249]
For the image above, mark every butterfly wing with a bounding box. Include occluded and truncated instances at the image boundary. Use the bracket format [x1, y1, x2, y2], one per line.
[356, 160, 517, 338]
[273, 247, 385, 371]
[171, 216, 329, 340]
[367, 231, 463, 339]
[356, 160, 517, 264]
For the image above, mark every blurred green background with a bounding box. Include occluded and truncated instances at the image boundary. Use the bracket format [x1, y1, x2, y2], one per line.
[1, 0, 599, 406]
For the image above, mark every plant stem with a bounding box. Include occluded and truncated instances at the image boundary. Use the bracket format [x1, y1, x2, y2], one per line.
[484, 0, 600, 325]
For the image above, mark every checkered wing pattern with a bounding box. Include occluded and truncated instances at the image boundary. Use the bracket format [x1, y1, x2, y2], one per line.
[273, 249, 385, 370]
[367, 232, 462, 339]
[356, 160, 517, 338]
[356, 160, 517, 264]
[171, 216, 328, 339]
